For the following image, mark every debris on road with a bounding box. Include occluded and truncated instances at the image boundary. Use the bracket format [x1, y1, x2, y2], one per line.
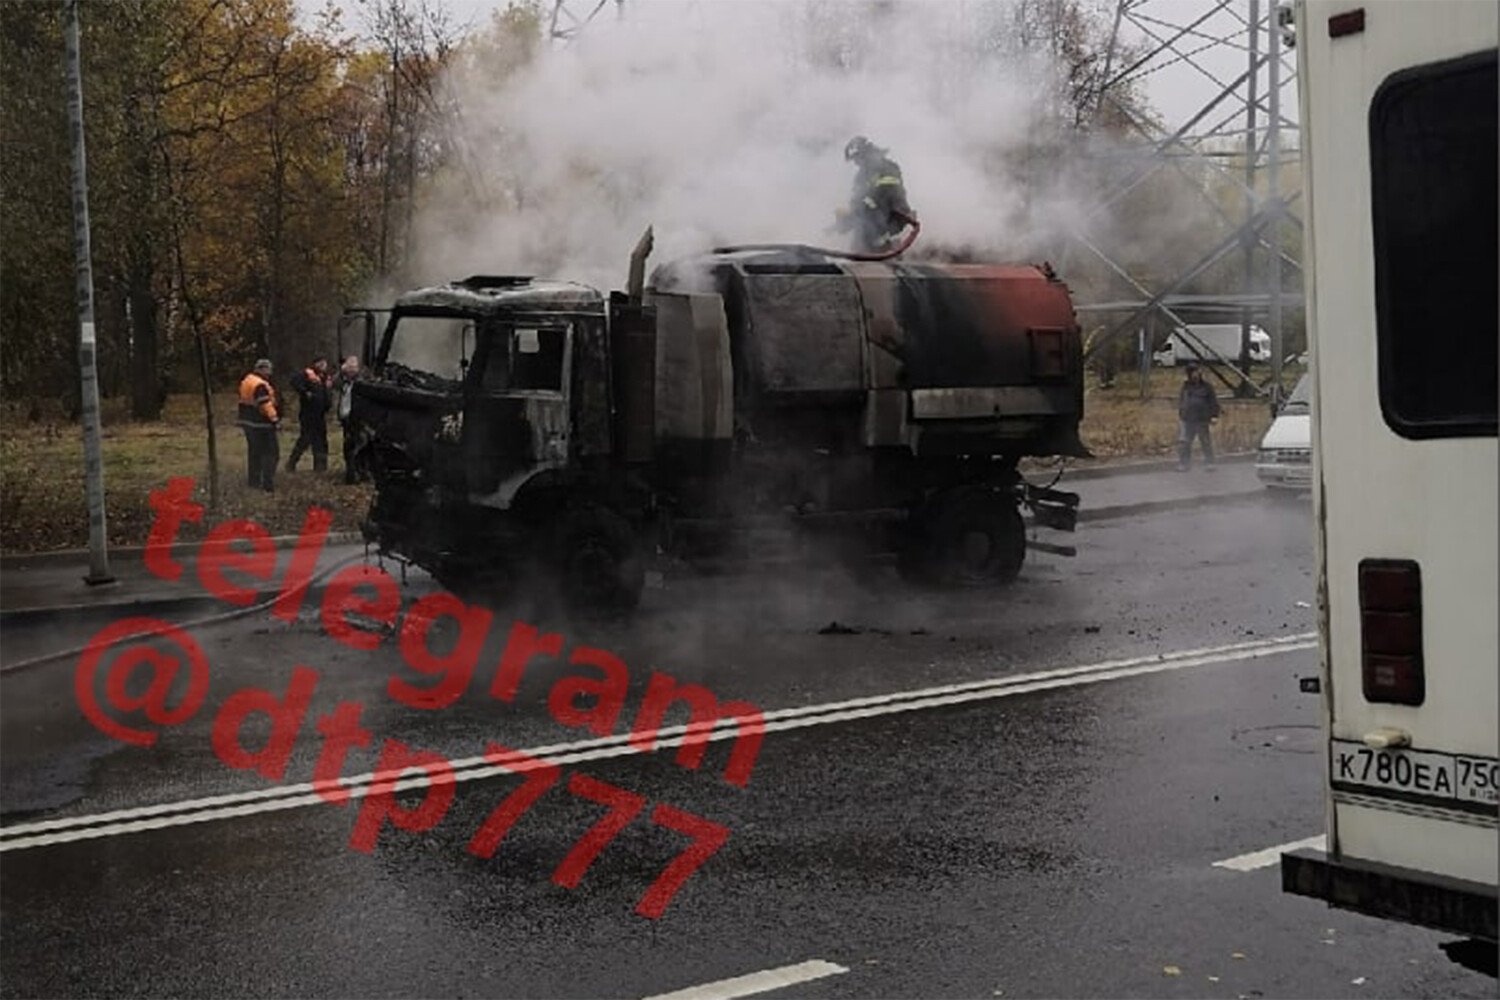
[818, 621, 862, 635]
[1163, 965, 1182, 977]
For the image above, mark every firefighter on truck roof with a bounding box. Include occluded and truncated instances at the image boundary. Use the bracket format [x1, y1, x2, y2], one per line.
[834, 135, 918, 254]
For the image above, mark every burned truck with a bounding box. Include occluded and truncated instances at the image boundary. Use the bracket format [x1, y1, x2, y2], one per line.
[350, 236, 1089, 609]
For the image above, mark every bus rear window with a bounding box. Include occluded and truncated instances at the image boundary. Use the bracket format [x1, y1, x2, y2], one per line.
[1369, 49, 1497, 439]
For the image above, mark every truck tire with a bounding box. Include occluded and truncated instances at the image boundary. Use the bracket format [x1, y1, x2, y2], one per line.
[903, 487, 1026, 588]
[552, 506, 645, 612]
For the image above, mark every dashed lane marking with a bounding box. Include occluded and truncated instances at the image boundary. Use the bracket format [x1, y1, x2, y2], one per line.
[1212, 834, 1327, 871]
[0, 632, 1318, 851]
[641, 960, 849, 1000]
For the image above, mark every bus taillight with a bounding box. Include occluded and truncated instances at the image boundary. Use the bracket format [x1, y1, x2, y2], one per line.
[1359, 559, 1425, 705]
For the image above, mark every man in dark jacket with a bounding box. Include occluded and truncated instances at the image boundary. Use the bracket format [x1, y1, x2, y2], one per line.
[835, 135, 918, 254]
[287, 356, 332, 472]
[1177, 363, 1221, 470]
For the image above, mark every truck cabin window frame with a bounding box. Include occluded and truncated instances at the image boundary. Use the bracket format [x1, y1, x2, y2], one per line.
[380, 313, 474, 384]
[480, 323, 569, 395]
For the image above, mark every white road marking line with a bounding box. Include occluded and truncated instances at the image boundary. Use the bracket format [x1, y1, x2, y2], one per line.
[0, 633, 1317, 851]
[642, 960, 848, 1000]
[1212, 834, 1326, 871]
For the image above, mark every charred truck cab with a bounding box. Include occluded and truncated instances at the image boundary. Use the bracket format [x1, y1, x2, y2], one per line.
[353, 239, 1090, 610]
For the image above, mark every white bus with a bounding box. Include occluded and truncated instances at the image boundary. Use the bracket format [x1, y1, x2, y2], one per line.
[1280, 0, 1498, 950]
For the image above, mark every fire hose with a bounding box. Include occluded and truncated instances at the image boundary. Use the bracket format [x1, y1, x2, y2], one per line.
[714, 213, 922, 262]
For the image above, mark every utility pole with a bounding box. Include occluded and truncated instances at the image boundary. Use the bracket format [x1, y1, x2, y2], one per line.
[1239, 0, 1260, 394]
[1267, 0, 1285, 410]
[64, 0, 113, 586]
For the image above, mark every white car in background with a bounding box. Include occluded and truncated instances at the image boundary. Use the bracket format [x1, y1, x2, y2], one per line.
[1256, 373, 1312, 491]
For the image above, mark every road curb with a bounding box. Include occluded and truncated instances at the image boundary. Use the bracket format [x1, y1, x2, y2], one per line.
[0, 531, 364, 571]
[1074, 488, 1266, 524]
[0, 566, 391, 632]
[1, 490, 1274, 624]
[1030, 452, 1257, 483]
[0, 594, 247, 630]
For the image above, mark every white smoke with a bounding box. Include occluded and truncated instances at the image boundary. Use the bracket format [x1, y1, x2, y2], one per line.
[409, 0, 1113, 293]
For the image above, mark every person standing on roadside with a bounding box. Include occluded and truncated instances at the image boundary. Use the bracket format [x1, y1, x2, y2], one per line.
[238, 358, 280, 492]
[287, 356, 332, 473]
[1177, 362, 1221, 471]
[333, 355, 368, 484]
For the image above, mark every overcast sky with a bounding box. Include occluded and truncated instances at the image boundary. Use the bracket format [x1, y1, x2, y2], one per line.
[327, 0, 1297, 133]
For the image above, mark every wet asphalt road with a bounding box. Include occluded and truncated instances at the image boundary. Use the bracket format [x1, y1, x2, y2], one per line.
[1, 495, 1493, 998]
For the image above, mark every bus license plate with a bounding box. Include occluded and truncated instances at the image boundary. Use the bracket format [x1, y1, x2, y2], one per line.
[1331, 740, 1499, 805]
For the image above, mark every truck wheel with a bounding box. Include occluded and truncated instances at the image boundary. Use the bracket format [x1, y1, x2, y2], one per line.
[909, 487, 1026, 587]
[552, 507, 645, 612]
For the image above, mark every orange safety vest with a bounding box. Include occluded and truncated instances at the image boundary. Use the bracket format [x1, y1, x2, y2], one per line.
[238, 373, 278, 426]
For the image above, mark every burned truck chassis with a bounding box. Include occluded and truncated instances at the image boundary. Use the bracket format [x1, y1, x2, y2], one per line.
[361, 440, 1079, 609]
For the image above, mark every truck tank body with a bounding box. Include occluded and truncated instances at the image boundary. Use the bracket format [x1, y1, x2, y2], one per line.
[646, 247, 1089, 463]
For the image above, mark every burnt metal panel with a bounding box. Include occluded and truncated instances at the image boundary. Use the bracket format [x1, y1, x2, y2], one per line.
[649, 291, 733, 444]
[845, 262, 908, 365]
[910, 386, 1074, 419]
[610, 296, 657, 465]
[1028, 327, 1069, 380]
[690, 294, 734, 443]
[891, 264, 1080, 389]
[863, 388, 907, 447]
[571, 317, 613, 457]
[739, 274, 865, 394]
[462, 397, 535, 495]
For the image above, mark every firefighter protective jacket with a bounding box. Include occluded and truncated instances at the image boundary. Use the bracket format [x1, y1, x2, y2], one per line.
[848, 155, 915, 249]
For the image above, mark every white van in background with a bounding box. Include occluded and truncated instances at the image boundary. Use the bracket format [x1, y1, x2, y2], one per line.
[1153, 324, 1271, 366]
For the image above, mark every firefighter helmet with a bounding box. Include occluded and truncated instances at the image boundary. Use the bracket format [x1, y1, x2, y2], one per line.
[844, 135, 875, 162]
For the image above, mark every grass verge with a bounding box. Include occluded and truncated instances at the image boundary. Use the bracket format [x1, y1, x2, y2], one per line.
[2, 364, 1303, 554]
[1075, 364, 1299, 462]
[1, 393, 373, 555]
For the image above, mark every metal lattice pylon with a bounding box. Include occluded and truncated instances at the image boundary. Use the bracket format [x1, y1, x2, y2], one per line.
[549, 0, 624, 46]
[1076, 0, 1302, 402]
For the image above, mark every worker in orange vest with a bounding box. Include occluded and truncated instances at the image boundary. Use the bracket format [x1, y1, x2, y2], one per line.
[238, 358, 281, 492]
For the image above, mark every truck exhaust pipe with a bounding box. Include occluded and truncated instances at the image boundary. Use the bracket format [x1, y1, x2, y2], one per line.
[627, 225, 654, 304]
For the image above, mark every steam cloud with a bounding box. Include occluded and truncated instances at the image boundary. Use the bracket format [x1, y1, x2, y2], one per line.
[409, 0, 1113, 293]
